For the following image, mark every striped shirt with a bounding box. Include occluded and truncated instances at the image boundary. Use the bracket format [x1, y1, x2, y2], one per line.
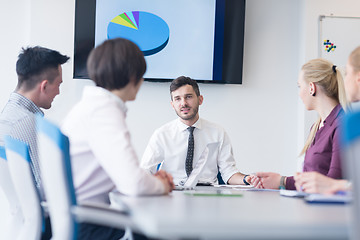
[0, 92, 45, 200]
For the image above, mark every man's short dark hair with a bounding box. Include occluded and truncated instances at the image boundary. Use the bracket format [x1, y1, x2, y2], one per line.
[16, 46, 70, 90]
[170, 76, 200, 100]
[87, 38, 146, 90]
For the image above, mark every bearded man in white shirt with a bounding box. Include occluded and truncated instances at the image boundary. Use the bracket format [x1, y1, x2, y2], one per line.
[141, 76, 257, 186]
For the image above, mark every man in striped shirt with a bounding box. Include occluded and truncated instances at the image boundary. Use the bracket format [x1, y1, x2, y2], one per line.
[0, 46, 69, 200]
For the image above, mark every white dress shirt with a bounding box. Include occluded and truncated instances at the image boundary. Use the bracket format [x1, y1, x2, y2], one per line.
[141, 118, 239, 185]
[62, 86, 165, 204]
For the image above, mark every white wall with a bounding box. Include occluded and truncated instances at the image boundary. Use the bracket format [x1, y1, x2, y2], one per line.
[1, 0, 360, 234]
[0, 1, 31, 107]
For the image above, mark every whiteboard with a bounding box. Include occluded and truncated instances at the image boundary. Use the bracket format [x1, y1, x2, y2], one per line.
[319, 16, 360, 68]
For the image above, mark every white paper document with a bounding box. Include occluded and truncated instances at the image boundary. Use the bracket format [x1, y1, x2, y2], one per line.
[280, 189, 308, 198]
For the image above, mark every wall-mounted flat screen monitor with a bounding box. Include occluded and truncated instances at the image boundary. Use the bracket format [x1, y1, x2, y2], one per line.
[74, 0, 245, 84]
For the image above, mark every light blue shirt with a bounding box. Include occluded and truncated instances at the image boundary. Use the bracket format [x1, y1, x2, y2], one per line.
[0, 92, 44, 200]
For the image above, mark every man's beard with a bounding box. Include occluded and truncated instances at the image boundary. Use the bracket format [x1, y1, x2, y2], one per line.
[176, 105, 199, 121]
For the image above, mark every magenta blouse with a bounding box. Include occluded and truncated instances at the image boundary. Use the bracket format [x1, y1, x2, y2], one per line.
[286, 104, 344, 190]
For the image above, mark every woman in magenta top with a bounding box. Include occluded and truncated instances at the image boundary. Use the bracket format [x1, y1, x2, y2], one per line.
[285, 104, 343, 190]
[293, 46, 360, 194]
[251, 58, 348, 190]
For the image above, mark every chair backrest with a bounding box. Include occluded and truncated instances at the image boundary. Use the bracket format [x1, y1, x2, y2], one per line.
[4, 136, 42, 240]
[37, 116, 78, 240]
[0, 146, 24, 239]
[342, 110, 360, 240]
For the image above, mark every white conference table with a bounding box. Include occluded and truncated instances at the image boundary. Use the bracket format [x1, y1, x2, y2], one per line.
[110, 186, 350, 240]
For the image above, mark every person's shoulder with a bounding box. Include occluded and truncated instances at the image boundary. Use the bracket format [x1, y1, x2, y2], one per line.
[0, 110, 31, 140]
[0, 104, 34, 127]
[61, 99, 90, 134]
[12, 113, 36, 131]
[155, 119, 178, 133]
[200, 118, 226, 133]
[1, 99, 29, 116]
[150, 119, 180, 139]
[332, 106, 346, 128]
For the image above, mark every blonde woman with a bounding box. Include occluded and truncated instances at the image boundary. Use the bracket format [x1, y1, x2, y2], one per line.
[294, 46, 360, 194]
[252, 58, 348, 190]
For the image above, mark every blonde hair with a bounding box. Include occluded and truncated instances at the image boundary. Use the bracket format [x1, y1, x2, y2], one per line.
[349, 46, 360, 73]
[300, 58, 348, 155]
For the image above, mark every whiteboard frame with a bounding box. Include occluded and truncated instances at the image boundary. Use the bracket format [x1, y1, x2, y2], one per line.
[318, 15, 360, 59]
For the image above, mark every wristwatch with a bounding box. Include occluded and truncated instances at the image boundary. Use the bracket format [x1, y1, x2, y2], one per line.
[243, 174, 250, 185]
[279, 176, 286, 189]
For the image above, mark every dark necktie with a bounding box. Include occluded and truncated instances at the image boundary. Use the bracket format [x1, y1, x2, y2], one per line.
[186, 126, 195, 176]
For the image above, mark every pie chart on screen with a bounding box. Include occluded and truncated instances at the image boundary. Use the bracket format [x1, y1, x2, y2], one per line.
[107, 11, 170, 56]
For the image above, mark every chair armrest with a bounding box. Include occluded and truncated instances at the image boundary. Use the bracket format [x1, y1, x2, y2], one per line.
[109, 192, 132, 213]
[71, 204, 140, 232]
[80, 201, 130, 215]
[40, 201, 49, 214]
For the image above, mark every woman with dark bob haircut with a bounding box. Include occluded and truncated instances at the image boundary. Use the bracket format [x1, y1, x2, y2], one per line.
[62, 38, 174, 240]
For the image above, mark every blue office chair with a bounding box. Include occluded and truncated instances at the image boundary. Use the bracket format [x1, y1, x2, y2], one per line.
[36, 116, 137, 240]
[3, 136, 43, 240]
[342, 110, 360, 240]
[0, 145, 24, 239]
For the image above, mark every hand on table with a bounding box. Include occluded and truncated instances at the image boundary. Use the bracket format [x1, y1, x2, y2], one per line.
[254, 172, 282, 189]
[294, 172, 347, 194]
[247, 175, 264, 188]
[155, 170, 175, 193]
